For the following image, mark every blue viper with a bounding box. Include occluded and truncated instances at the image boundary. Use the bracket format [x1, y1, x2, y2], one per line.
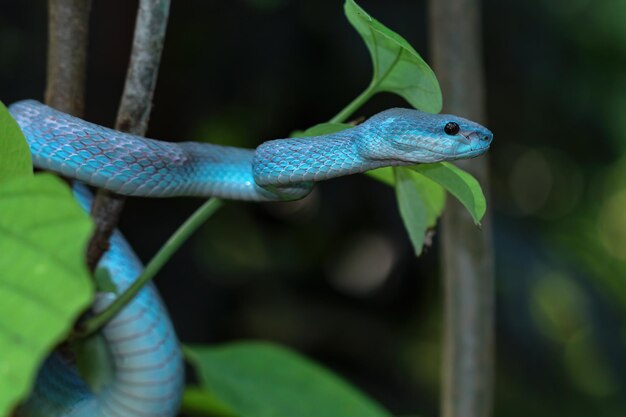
[9, 100, 492, 417]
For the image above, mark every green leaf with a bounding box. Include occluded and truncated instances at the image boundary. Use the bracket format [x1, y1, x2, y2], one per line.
[368, 166, 446, 226]
[291, 122, 352, 138]
[71, 332, 114, 393]
[0, 173, 94, 415]
[394, 167, 445, 256]
[181, 386, 237, 417]
[411, 162, 486, 225]
[395, 168, 428, 256]
[185, 342, 392, 417]
[0, 101, 32, 182]
[344, 0, 442, 113]
[366, 167, 395, 186]
[94, 266, 118, 294]
[411, 171, 446, 228]
[368, 164, 483, 226]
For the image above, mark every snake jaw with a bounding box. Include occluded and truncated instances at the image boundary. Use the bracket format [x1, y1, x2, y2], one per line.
[452, 130, 493, 159]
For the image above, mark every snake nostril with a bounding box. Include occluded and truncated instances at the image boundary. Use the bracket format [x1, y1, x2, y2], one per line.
[482, 135, 490, 142]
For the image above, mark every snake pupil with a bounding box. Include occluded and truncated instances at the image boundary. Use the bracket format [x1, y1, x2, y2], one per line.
[444, 122, 460, 135]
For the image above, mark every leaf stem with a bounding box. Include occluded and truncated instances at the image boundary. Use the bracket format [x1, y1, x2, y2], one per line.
[74, 198, 223, 338]
[329, 48, 407, 124]
[329, 81, 376, 123]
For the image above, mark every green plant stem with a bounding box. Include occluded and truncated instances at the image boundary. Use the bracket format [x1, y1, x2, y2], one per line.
[329, 81, 376, 123]
[74, 198, 223, 338]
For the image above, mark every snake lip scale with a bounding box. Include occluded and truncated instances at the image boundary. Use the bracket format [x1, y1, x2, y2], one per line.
[9, 99, 492, 417]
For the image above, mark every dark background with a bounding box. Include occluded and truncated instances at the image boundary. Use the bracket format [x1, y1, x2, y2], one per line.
[2, 0, 626, 416]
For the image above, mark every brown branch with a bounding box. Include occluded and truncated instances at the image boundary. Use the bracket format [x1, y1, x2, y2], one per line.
[115, 0, 171, 136]
[428, 0, 495, 417]
[86, 0, 171, 271]
[45, 0, 91, 116]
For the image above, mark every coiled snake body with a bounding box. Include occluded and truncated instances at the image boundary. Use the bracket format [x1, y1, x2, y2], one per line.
[9, 100, 492, 417]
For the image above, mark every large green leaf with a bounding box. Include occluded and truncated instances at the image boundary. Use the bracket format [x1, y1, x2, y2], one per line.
[344, 0, 442, 113]
[0, 101, 32, 182]
[411, 162, 486, 225]
[181, 386, 237, 417]
[394, 167, 445, 256]
[0, 173, 94, 415]
[185, 342, 392, 417]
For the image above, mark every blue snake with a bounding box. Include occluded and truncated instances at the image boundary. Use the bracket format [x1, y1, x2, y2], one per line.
[9, 99, 492, 417]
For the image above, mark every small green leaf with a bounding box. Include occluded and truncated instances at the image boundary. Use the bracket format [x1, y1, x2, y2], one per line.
[0, 173, 94, 415]
[410, 171, 446, 228]
[395, 168, 428, 256]
[394, 167, 445, 256]
[71, 332, 114, 393]
[411, 162, 486, 225]
[344, 0, 442, 113]
[291, 122, 352, 138]
[94, 267, 118, 294]
[369, 168, 446, 224]
[0, 101, 32, 182]
[185, 342, 392, 417]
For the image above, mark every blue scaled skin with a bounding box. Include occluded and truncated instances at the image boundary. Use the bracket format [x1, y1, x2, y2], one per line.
[10, 100, 492, 201]
[253, 108, 492, 186]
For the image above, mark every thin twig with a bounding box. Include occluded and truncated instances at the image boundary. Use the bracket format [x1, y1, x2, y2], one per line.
[45, 0, 91, 116]
[86, 0, 171, 271]
[428, 0, 495, 417]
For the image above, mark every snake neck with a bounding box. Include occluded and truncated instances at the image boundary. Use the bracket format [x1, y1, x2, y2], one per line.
[252, 128, 390, 187]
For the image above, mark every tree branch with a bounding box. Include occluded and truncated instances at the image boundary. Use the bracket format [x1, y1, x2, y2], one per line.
[428, 0, 495, 416]
[115, 0, 171, 136]
[45, 0, 91, 116]
[86, 0, 171, 271]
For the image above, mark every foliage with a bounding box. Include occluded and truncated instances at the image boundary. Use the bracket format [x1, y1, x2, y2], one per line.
[410, 162, 486, 226]
[305, 0, 486, 256]
[0, 173, 94, 415]
[0, 101, 31, 181]
[395, 167, 445, 256]
[0, 101, 94, 415]
[342, 0, 442, 114]
[185, 342, 392, 417]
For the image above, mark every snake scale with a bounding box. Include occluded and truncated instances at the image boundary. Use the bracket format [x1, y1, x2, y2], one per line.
[8, 99, 492, 417]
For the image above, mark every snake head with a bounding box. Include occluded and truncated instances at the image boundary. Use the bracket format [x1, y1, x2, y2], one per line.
[358, 108, 493, 164]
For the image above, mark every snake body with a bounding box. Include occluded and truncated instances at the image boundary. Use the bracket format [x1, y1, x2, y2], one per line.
[9, 100, 492, 417]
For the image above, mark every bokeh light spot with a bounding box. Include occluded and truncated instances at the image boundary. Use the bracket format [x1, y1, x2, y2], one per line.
[327, 233, 396, 296]
[509, 149, 553, 215]
[598, 188, 626, 261]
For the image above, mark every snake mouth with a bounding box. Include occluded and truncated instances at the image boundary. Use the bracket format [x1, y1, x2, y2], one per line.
[404, 145, 488, 162]
[455, 147, 489, 159]
[456, 131, 492, 158]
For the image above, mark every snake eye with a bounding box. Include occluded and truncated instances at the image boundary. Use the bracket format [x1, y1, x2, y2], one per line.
[444, 122, 460, 135]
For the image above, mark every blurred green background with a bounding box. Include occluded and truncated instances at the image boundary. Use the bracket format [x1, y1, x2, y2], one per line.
[2, 0, 626, 416]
